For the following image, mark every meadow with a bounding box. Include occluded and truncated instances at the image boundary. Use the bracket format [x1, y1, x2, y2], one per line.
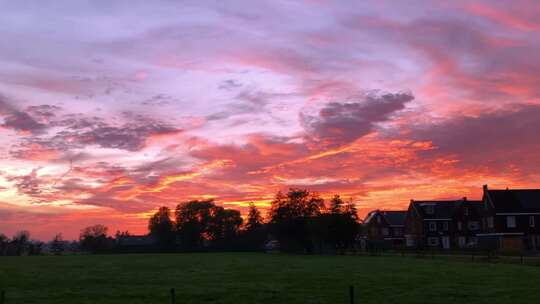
[1, 253, 539, 303]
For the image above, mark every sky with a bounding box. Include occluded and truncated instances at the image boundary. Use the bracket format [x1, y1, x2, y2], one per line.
[1, 0, 540, 240]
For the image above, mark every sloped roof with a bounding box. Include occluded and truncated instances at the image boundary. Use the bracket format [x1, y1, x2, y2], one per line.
[363, 210, 407, 226]
[487, 189, 540, 213]
[411, 200, 459, 219]
[382, 211, 407, 226]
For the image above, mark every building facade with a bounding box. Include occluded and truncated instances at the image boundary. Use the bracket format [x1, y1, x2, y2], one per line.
[404, 198, 482, 250]
[363, 210, 407, 249]
[478, 185, 540, 253]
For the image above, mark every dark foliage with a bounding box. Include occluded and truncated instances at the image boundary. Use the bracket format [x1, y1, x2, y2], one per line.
[79, 224, 114, 253]
[1, 189, 360, 255]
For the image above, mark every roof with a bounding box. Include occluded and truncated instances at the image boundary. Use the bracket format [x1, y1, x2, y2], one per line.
[411, 200, 459, 219]
[410, 199, 483, 219]
[382, 211, 407, 226]
[486, 188, 540, 213]
[364, 210, 407, 226]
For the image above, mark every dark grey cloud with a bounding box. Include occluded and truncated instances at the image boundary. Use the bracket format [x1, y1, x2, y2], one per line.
[412, 103, 540, 170]
[206, 89, 294, 121]
[0, 97, 50, 134]
[9, 113, 182, 159]
[6, 168, 43, 197]
[301, 92, 414, 147]
[218, 79, 242, 91]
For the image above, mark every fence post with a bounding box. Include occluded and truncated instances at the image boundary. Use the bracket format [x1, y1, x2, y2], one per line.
[170, 288, 176, 304]
[349, 285, 354, 304]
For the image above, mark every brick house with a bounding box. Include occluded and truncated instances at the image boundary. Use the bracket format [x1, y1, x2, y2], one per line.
[363, 210, 407, 248]
[478, 185, 540, 253]
[404, 198, 481, 250]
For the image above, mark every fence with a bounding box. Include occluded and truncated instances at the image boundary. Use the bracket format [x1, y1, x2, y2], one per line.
[353, 248, 540, 266]
[0, 287, 359, 304]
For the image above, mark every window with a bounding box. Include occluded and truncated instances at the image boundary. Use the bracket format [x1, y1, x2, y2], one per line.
[382, 228, 389, 236]
[458, 236, 466, 247]
[429, 222, 437, 231]
[468, 221, 480, 231]
[487, 217, 494, 229]
[428, 237, 439, 246]
[507, 216, 517, 228]
[530, 216, 535, 228]
[377, 216, 381, 224]
[426, 205, 435, 214]
[443, 221, 449, 231]
[457, 222, 462, 231]
[464, 207, 469, 216]
[394, 228, 403, 236]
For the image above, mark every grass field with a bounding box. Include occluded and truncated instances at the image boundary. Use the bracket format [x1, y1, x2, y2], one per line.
[1, 253, 540, 304]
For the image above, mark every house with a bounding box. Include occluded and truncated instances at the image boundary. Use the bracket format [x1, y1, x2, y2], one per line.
[477, 185, 540, 253]
[404, 198, 481, 250]
[363, 210, 407, 249]
[453, 199, 483, 249]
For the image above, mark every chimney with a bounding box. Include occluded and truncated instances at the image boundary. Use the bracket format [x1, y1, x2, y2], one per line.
[483, 184, 488, 192]
[463, 197, 467, 202]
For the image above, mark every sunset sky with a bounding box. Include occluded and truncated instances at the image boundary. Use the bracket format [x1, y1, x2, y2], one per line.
[1, 0, 539, 240]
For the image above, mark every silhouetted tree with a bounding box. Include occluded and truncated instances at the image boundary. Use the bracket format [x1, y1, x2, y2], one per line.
[246, 203, 264, 231]
[51, 233, 65, 255]
[0, 233, 8, 256]
[12, 230, 30, 256]
[148, 206, 175, 251]
[208, 208, 243, 250]
[79, 224, 113, 253]
[115, 230, 131, 238]
[175, 200, 216, 251]
[241, 203, 267, 251]
[326, 195, 359, 252]
[269, 189, 324, 252]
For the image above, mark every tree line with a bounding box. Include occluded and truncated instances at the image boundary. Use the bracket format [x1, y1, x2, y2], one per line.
[0, 189, 360, 255]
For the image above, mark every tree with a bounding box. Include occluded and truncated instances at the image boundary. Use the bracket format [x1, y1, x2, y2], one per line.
[268, 189, 324, 252]
[207, 208, 243, 250]
[175, 200, 216, 251]
[175, 200, 245, 251]
[51, 233, 65, 255]
[245, 203, 264, 231]
[79, 225, 113, 253]
[12, 230, 30, 256]
[326, 196, 359, 252]
[148, 206, 175, 251]
[0, 233, 8, 256]
[329, 195, 344, 214]
[241, 203, 267, 251]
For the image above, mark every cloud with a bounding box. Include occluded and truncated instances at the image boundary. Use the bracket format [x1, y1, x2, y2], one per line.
[301, 92, 414, 147]
[412, 103, 540, 167]
[0, 97, 49, 134]
[6, 168, 44, 197]
[9, 113, 182, 158]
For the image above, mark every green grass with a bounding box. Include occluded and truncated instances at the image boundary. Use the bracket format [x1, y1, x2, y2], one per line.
[1, 253, 539, 303]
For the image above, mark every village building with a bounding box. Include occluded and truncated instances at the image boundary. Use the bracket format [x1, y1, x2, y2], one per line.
[404, 198, 482, 250]
[477, 185, 540, 253]
[363, 210, 407, 249]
